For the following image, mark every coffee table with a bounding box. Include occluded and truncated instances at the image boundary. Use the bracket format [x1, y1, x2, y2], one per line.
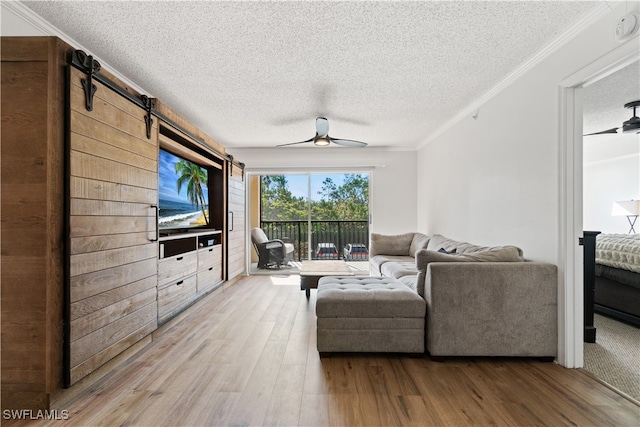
[300, 260, 354, 299]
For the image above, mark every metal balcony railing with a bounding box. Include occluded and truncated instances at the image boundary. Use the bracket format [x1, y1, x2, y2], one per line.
[260, 220, 369, 261]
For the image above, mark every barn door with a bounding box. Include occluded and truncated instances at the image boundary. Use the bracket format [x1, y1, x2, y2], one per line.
[66, 66, 158, 385]
[227, 163, 245, 280]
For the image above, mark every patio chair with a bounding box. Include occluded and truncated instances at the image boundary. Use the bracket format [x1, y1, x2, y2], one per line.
[251, 227, 294, 269]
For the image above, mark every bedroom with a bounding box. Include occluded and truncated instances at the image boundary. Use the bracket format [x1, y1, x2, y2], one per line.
[582, 58, 640, 400]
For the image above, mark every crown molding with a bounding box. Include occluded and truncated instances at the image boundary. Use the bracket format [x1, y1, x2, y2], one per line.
[416, 2, 614, 151]
[3, 1, 151, 96]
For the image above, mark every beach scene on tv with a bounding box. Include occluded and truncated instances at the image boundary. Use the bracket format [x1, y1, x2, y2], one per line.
[158, 149, 209, 229]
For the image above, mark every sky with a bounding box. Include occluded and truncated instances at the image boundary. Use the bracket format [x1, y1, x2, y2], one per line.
[282, 173, 365, 200]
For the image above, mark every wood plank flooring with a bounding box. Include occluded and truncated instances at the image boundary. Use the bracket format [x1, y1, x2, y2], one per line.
[9, 275, 640, 426]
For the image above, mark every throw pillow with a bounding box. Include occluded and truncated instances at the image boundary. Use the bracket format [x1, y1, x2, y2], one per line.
[409, 233, 430, 257]
[437, 247, 457, 254]
[416, 247, 523, 270]
[370, 232, 415, 256]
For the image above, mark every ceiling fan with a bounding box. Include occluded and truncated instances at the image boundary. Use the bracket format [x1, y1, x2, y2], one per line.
[277, 117, 367, 147]
[584, 100, 640, 136]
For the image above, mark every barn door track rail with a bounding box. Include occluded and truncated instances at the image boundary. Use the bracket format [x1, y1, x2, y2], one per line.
[69, 49, 245, 173]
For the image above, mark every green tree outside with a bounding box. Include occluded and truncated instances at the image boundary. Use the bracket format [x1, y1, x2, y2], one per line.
[175, 160, 209, 225]
[261, 174, 369, 221]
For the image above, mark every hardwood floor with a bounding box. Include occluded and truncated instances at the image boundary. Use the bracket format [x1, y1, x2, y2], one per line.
[11, 275, 640, 426]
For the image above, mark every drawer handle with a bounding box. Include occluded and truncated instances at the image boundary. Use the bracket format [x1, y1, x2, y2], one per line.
[208, 267, 213, 271]
[176, 256, 183, 261]
[176, 280, 184, 286]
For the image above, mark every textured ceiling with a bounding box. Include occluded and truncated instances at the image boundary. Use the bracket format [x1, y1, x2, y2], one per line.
[583, 60, 640, 137]
[23, 1, 604, 149]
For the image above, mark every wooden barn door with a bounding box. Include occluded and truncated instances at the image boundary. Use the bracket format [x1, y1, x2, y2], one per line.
[227, 163, 245, 280]
[67, 66, 158, 385]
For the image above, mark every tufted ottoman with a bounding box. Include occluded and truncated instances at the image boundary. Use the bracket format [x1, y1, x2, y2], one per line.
[315, 276, 426, 355]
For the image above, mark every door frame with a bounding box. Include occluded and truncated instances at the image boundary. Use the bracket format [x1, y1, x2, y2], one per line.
[557, 42, 639, 368]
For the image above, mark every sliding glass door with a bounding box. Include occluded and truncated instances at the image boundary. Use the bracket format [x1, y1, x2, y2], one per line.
[259, 172, 369, 262]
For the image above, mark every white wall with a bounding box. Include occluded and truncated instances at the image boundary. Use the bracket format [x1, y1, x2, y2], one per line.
[584, 134, 640, 233]
[228, 147, 418, 235]
[1, 3, 46, 36]
[416, 2, 639, 264]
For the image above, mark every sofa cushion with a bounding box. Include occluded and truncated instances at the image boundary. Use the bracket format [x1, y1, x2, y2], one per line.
[397, 274, 418, 293]
[458, 243, 524, 257]
[251, 227, 269, 244]
[426, 234, 464, 253]
[380, 261, 418, 279]
[370, 255, 415, 274]
[370, 232, 415, 257]
[427, 233, 488, 253]
[416, 246, 524, 270]
[427, 234, 524, 258]
[409, 233, 430, 257]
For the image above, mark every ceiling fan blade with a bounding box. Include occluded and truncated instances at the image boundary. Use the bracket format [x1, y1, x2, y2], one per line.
[316, 117, 329, 137]
[276, 137, 314, 147]
[583, 127, 620, 136]
[331, 138, 368, 147]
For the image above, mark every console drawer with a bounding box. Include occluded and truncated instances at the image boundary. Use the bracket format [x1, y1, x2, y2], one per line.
[197, 264, 223, 293]
[197, 245, 222, 272]
[157, 274, 197, 322]
[158, 251, 197, 287]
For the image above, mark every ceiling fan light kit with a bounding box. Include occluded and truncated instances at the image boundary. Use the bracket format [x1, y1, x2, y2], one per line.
[622, 100, 640, 133]
[277, 117, 367, 148]
[314, 137, 331, 146]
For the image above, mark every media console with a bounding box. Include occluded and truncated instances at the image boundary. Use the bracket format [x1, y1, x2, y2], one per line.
[158, 230, 223, 324]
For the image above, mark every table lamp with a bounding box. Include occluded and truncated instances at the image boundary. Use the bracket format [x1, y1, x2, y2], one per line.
[612, 200, 640, 233]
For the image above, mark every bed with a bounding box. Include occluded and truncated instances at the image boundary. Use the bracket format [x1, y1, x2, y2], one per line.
[594, 233, 640, 326]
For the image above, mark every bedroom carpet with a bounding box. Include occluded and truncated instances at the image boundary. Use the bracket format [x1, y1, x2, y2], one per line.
[584, 313, 640, 402]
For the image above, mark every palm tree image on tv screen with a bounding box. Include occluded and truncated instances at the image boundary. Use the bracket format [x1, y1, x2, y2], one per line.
[158, 149, 209, 230]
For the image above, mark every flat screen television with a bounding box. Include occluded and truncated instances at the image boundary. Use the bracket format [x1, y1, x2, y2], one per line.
[158, 148, 210, 232]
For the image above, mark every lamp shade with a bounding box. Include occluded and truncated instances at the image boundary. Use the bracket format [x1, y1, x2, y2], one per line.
[612, 200, 640, 216]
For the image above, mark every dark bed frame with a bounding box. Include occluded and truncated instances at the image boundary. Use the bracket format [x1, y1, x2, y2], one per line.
[594, 274, 640, 327]
[582, 231, 640, 344]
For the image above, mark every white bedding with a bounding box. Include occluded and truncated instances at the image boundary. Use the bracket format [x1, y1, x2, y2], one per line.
[595, 233, 640, 274]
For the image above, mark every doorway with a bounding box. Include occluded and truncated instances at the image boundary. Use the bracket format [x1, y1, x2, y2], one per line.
[558, 40, 639, 370]
[581, 59, 640, 401]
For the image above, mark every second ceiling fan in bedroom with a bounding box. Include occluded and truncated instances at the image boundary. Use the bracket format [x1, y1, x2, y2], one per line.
[584, 100, 640, 136]
[277, 117, 367, 148]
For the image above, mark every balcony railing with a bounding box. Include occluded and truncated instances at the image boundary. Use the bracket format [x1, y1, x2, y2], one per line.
[260, 220, 369, 261]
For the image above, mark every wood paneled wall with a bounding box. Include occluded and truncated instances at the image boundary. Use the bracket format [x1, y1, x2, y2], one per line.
[67, 67, 159, 385]
[1, 37, 67, 410]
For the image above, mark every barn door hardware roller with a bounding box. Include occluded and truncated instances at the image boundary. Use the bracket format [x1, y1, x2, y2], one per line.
[70, 49, 142, 114]
[71, 50, 101, 111]
[68, 49, 247, 166]
[141, 95, 155, 139]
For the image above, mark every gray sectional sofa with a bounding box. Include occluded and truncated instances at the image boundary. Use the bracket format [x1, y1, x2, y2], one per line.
[367, 232, 558, 358]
